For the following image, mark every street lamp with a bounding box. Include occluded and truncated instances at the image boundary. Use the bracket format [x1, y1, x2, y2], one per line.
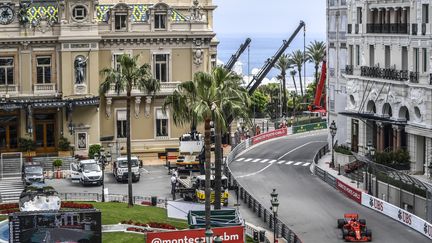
[366, 141, 375, 194]
[329, 120, 337, 168]
[94, 147, 111, 202]
[205, 229, 213, 243]
[270, 189, 279, 243]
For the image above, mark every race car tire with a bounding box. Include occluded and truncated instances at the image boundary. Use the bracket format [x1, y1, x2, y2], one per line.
[342, 228, 348, 238]
[359, 219, 366, 225]
[337, 219, 346, 228]
[365, 229, 372, 237]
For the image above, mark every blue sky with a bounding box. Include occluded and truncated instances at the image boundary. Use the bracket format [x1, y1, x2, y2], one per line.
[213, 0, 326, 38]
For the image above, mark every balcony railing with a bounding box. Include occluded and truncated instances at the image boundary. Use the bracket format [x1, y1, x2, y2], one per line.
[366, 23, 408, 34]
[409, 71, 419, 83]
[107, 82, 181, 96]
[345, 65, 353, 75]
[0, 85, 18, 94]
[34, 83, 56, 94]
[360, 66, 408, 81]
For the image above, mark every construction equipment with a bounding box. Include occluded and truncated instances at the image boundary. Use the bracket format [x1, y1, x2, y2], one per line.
[246, 21, 306, 95]
[224, 38, 252, 71]
[307, 58, 327, 118]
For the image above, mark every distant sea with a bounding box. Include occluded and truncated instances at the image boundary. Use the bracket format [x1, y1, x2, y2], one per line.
[216, 33, 325, 89]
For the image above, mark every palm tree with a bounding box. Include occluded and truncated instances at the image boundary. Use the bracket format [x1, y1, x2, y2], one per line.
[100, 54, 160, 207]
[212, 67, 250, 209]
[290, 69, 298, 95]
[164, 67, 250, 227]
[289, 50, 307, 97]
[275, 54, 290, 116]
[306, 40, 326, 94]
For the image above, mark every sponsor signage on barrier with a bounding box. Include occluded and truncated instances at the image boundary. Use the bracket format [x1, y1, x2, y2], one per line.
[251, 128, 287, 145]
[336, 179, 362, 204]
[292, 121, 327, 134]
[147, 226, 244, 243]
[361, 193, 432, 240]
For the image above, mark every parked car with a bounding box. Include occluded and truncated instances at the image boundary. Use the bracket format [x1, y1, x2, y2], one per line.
[22, 162, 44, 185]
[79, 160, 103, 186]
[113, 156, 140, 182]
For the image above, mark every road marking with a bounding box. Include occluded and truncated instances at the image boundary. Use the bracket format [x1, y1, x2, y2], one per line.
[260, 159, 269, 163]
[286, 161, 294, 165]
[277, 160, 285, 164]
[294, 162, 302, 166]
[237, 141, 326, 179]
[244, 158, 252, 162]
[236, 158, 245, 161]
[269, 160, 277, 164]
[302, 162, 311, 167]
[252, 159, 261, 163]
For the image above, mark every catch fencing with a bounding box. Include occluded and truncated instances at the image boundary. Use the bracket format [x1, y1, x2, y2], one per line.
[224, 136, 302, 243]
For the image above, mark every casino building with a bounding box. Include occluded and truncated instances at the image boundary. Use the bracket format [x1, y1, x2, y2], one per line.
[0, 0, 217, 157]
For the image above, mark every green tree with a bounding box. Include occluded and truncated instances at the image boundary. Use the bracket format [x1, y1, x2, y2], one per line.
[259, 83, 282, 119]
[250, 90, 268, 118]
[164, 67, 250, 225]
[306, 40, 326, 95]
[100, 54, 160, 207]
[275, 54, 290, 116]
[289, 50, 308, 97]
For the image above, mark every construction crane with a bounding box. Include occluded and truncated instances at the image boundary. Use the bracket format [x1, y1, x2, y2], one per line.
[224, 38, 252, 71]
[246, 21, 305, 95]
[307, 58, 327, 117]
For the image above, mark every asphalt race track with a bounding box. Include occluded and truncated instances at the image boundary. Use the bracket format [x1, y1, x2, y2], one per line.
[229, 130, 430, 243]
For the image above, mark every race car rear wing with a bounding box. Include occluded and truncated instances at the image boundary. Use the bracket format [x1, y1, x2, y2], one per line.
[344, 213, 359, 219]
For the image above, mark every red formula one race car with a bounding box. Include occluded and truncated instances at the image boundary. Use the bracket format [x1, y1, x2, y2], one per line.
[337, 214, 372, 242]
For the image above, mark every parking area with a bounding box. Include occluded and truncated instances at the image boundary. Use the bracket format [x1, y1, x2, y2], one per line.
[45, 165, 172, 200]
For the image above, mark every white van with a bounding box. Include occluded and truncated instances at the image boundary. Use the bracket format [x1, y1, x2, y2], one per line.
[112, 156, 140, 182]
[78, 160, 103, 185]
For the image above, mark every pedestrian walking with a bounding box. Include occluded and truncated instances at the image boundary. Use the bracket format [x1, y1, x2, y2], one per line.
[171, 174, 177, 200]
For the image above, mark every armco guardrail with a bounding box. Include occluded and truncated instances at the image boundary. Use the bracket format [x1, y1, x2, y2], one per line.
[313, 145, 432, 240]
[225, 130, 302, 243]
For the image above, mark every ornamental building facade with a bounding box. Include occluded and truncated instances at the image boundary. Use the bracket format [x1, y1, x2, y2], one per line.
[0, 0, 217, 157]
[344, 0, 432, 176]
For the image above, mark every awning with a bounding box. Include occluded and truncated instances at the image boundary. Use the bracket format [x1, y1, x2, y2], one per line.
[338, 111, 406, 125]
[32, 101, 66, 108]
[70, 97, 99, 106]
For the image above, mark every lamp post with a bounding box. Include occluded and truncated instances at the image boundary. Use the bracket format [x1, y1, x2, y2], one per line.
[366, 142, 375, 195]
[94, 147, 111, 202]
[329, 120, 337, 168]
[205, 229, 213, 243]
[270, 189, 279, 243]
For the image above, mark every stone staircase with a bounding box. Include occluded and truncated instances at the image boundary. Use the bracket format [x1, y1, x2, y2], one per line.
[32, 156, 77, 171]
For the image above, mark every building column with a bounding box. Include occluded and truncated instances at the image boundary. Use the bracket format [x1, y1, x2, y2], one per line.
[376, 122, 383, 151]
[396, 126, 402, 150]
[392, 125, 398, 152]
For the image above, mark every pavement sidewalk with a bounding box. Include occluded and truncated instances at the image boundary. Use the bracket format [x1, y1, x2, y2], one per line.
[313, 153, 366, 191]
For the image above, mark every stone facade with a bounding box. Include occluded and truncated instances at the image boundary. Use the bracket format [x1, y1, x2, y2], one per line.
[0, 0, 217, 158]
[327, 0, 349, 149]
[345, 0, 432, 175]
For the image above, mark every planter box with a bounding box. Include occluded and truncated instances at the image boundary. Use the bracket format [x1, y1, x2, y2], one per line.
[335, 152, 355, 167]
[58, 151, 72, 157]
[24, 151, 36, 157]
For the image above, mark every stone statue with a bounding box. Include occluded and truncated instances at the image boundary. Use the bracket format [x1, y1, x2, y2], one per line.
[189, 0, 206, 21]
[18, 2, 30, 26]
[74, 55, 88, 84]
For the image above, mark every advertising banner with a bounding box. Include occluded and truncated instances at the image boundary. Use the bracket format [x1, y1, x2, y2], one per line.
[336, 179, 362, 204]
[147, 226, 244, 243]
[251, 128, 287, 145]
[361, 193, 432, 240]
[292, 121, 327, 134]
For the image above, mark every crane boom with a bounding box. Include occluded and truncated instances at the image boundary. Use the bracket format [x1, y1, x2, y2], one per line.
[224, 38, 252, 71]
[246, 21, 305, 95]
